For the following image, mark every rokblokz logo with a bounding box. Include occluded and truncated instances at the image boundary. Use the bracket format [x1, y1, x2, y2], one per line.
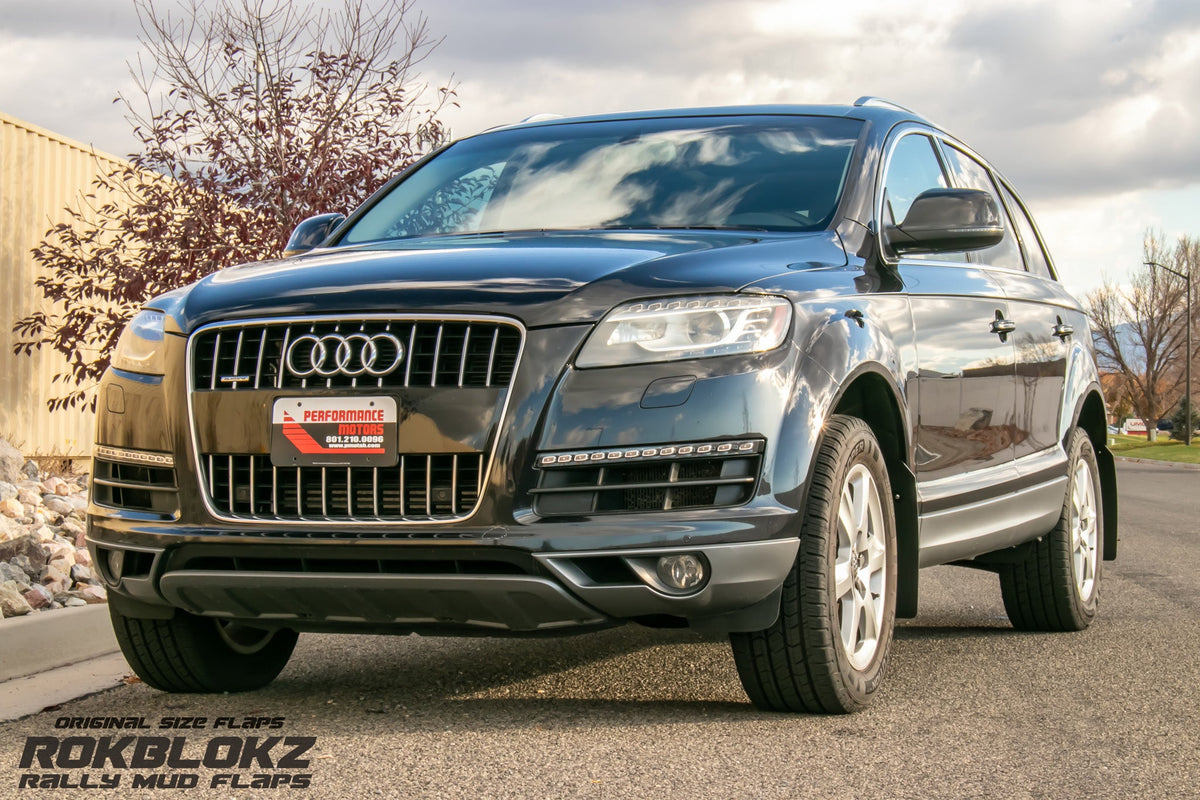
[16, 714, 316, 790]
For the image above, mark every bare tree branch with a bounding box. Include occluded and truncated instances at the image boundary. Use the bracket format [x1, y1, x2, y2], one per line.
[1084, 230, 1193, 438]
[15, 0, 455, 410]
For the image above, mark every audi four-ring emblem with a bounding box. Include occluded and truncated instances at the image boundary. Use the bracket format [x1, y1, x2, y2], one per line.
[285, 333, 405, 377]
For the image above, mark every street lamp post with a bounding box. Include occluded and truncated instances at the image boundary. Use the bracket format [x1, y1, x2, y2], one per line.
[1147, 260, 1193, 447]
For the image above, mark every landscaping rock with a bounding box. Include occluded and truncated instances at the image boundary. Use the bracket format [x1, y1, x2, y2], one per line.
[0, 561, 30, 588]
[10, 555, 38, 580]
[0, 515, 22, 543]
[0, 439, 22, 484]
[23, 584, 52, 609]
[0, 582, 33, 617]
[76, 585, 107, 603]
[0, 458, 102, 618]
[42, 496, 73, 517]
[40, 564, 70, 595]
[0, 535, 47, 571]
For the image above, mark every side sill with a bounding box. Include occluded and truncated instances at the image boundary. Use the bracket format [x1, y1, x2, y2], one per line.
[918, 476, 1067, 567]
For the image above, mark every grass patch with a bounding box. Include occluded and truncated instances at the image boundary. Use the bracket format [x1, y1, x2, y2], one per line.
[1107, 434, 1200, 464]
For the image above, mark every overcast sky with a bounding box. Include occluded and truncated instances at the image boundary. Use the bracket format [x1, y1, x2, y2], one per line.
[3, 0, 1199, 294]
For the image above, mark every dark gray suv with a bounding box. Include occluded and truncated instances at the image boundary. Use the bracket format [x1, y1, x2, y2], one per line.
[89, 97, 1115, 713]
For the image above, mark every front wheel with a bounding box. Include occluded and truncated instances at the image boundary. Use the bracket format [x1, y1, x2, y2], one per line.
[110, 605, 298, 693]
[1000, 427, 1102, 631]
[730, 415, 898, 713]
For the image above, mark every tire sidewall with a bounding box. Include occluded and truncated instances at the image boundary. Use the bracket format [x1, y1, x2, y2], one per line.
[805, 419, 898, 707]
[1065, 430, 1102, 623]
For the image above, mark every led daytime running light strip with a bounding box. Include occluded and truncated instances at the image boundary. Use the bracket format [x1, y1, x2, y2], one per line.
[538, 438, 763, 467]
[95, 446, 175, 468]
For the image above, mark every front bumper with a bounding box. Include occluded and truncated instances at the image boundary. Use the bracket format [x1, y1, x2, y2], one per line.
[88, 529, 798, 634]
[90, 316, 809, 635]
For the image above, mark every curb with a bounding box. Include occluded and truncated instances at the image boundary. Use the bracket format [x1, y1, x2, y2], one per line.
[0, 604, 118, 682]
[1114, 455, 1200, 471]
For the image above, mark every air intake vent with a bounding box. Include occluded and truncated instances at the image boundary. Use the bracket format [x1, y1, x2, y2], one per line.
[531, 445, 762, 517]
[93, 458, 178, 516]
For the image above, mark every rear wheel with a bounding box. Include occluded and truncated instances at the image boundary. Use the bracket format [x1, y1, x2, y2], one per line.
[1000, 427, 1102, 631]
[110, 605, 298, 693]
[730, 415, 897, 713]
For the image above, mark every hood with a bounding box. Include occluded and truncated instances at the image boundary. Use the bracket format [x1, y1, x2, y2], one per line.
[164, 230, 848, 332]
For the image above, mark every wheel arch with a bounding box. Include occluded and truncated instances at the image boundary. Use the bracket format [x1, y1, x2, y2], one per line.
[826, 366, 920, 618]
[1071, 386, 1118, 561]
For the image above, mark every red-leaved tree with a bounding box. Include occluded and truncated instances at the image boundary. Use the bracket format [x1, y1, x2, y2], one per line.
[14, 0, 454, 410]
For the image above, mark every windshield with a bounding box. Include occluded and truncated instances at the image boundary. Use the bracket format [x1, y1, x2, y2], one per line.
[339, 115, 862, 244]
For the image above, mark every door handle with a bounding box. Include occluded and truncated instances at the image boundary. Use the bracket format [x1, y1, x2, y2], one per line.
[1053, 316, 1074, 340]
[990, 318, 1017, 335]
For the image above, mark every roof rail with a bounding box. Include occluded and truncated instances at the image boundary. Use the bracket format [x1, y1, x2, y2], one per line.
[519, 113, 564, 124]
[853, 96, 920, 114]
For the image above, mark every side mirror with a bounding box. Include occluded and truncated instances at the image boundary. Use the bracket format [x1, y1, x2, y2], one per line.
[885, 188, 1003, 255]
[283, 213, 346, 257]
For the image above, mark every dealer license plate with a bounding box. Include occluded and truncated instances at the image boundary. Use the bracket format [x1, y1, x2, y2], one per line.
[270, 397, 398, 467]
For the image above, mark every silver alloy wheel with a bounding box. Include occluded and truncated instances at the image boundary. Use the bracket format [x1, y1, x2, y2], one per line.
[1071, 457, 1099, 602]
[834, 463, 887, 670]
[215, 620, 276, 655]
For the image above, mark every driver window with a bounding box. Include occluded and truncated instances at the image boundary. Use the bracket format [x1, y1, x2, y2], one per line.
[883, 134, 947, 224]
[882, 133, 964, 261]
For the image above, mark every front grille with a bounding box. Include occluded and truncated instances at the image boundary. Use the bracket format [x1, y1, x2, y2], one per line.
[192, 318, 521, 391]
[203, 453, 484, 521]
[92, 458, 178, 515]
[532, 448, 761, 517]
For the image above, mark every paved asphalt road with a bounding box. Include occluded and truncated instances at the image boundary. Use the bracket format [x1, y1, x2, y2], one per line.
[1, 460, 1196, 799]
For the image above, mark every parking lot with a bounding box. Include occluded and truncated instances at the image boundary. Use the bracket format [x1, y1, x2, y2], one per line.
[1, 459, 1196, 799]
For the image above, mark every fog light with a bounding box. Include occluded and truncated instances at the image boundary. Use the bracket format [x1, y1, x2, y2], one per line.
[106, 548, 125, 582]
[656, 554, 705, 591]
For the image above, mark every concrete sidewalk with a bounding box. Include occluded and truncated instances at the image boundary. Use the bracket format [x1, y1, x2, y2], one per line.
[0, 604, 131, 721]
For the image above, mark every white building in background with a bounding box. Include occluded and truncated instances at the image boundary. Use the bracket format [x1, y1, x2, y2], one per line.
[0, 111, 130, 457]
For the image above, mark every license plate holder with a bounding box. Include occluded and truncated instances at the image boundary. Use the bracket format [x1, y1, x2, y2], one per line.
[270, 397, 398, 467]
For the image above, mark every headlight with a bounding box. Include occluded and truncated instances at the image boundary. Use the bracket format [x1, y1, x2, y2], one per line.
[110, 310, 167, 375]
[576, 295, 791, 367]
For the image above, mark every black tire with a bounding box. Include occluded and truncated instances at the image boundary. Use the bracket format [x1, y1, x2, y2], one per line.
[1000, 427, 1102, 632]
[730, 415, 897, 713]
[110, 605, 298, 693]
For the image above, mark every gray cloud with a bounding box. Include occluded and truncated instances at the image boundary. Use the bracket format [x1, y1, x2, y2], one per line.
[422, 0, 1200, 205]
[4, 0, 1200, 210]
[0, 1, 140, 39]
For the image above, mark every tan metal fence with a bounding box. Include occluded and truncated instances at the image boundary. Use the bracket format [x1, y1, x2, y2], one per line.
[0, 111, 131, 457]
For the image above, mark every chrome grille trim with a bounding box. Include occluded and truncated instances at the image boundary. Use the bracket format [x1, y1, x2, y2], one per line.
[192, 316, 521, 391]
[185, 314, 526, 526]
[201, 453, 486, 522]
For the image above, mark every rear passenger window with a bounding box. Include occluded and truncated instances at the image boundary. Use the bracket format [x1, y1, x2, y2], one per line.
[940, 144, 1023, 272]
[999, 182, 1054, 279]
